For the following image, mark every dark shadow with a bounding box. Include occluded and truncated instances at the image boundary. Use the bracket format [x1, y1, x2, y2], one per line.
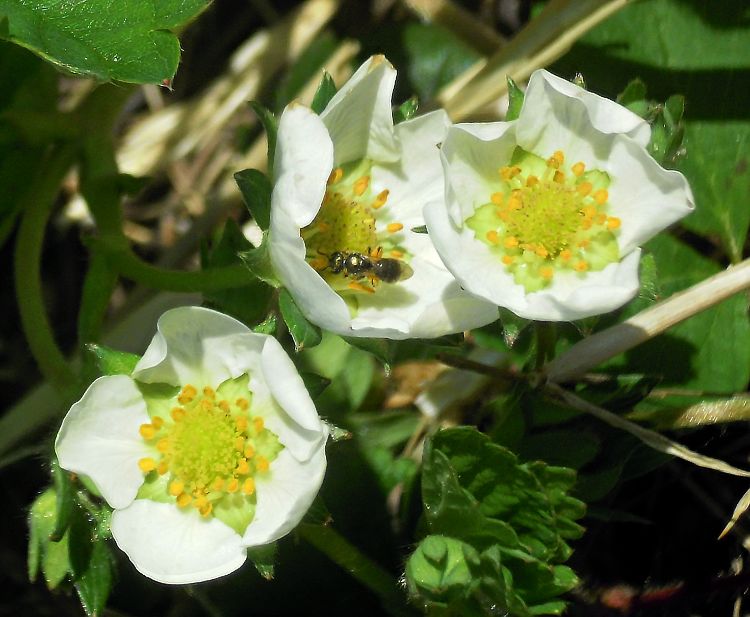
[677, 0, 750, 29]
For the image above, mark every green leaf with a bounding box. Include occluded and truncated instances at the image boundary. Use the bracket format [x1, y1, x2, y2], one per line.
[406, 535, 480, 605]
[506, 76, 524, 121]
[51, 460, 75, 541]
[28, 488, 72, 589]
[68, 505, 94, 579]
[340, 347, 375, 410]
[279, 289, 322, 351]
[394, 96, 419, 124]
[74, 538, 114, 617]
[234, 169, 272, 231]
[86, 343, 140, 376]
[238, 233, 281, 288]
[0, 0, 209, 83]
[299, 371, 331, 399]
[342, 336, 396, 374]
[253, 313, 278, 335]
[248, 543, 277, 581]
[311, 71, 337, 115]
[250, 102, 278, 173]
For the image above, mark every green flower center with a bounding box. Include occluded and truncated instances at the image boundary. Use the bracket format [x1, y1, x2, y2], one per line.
[302, 159, 411, 295]
[466, 147, 621, 293]
[137, 375, 282, 534]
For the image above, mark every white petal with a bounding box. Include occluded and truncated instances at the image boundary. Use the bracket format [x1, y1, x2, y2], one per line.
[242, 445, 327, 547]
[522, 69, 651, 148]
[268, 206, 354, 333]
[273, 105, 334, 228]
[425, 194, 641, 322]
[320, 55, 399, 165]
[111, 500, 246, 584]
[372, 110, 451, 221]
[441, 122, 518, 224]
[608, 135, 695, 254]
[55, 375, 151, 510]
[133, 306, 252, 388]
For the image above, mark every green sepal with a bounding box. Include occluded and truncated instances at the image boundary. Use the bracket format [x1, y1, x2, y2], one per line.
[28, 488, 71, 589]
[342, 336, 396, 375]
[248, 543, 277, 580]
[311, 71, 337, 114]
[410, 225, 428, 234]
[279, 289, 322, 351]
[253, 313, 278, 335]
[234, 168, 272, 230]
[86, 343, 140, 376]
[74, 537, 114, 617]
[394, 96, 419, 123]
[299, 371, 331, 399]
[238, 233, 281, 288]
[50, 459, 75, 541]
[249, 102, 278, 173]
[325, 421, 352, 442]
[506, 76, 524, 121]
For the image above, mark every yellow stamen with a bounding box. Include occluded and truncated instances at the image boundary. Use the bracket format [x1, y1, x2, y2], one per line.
[373, 189, 389, 209]
[593, 189, 609, 205]
[227, 478, 240, 493]
[486, 230, 500, 244]
[390, 249, 404, 258]
[571, 162, 585, 177]
[535, 246, 549, 258]
[156, 438, 169, 453]
[575, 260, 589, 272]
[491, 192, 505, 205]
[553, 170, 565, 184]
[502, 255, 514, 265]
[176, 493, 192, 508]
[236, 459, 250, 475]
[560, 249, 572, 261]
[576, 182, 593, 196]
[526, 175, 539, 187]
[310, 256, 328, 271]
[253, 417, 265, 433]
[177, 385, 196, 404]
[242, 478, 256, 495]
[578, 239, 590, 248]
[157, 461, 169, 475]
[200, 398, 213, 411]
[234, 436, 245, 451]
[236, 398, 249, 410]
[199, 502, 213, 517]
[327, 167, 343, 185]
[540, 267, 554, 280]
[211, 477, 225, 491]
[387, 222, 404, 233]
[607, 216, 621, 230]
[348, 281, 375, 294]
[595, 213, 607, 225]
[203, 386, 215, 399]
[244, 444, 255, 459]
[218, 400, 230, 412]
[171, 407, 185, 421]
[504, 236, 519, 249]
[169, 480, 184, 496]
[138, 457, 156, 473]
[256, 456, 270, 473]
[139, 424, 156, 440]
[151, 416, 164, 429]
[582, 205, 597, 219]
[236, 416, 249, 432]
[353, 175, 370, 196]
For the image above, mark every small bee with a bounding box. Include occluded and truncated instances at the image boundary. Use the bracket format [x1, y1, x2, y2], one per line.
[325, 248, 413, 284]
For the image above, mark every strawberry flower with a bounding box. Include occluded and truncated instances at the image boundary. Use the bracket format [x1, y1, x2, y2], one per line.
[55, 307, 328, 584]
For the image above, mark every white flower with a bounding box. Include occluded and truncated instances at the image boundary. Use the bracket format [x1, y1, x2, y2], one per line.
[269, 55, 498, 339]
[55, 307, 327, 584]
[424, 69, 694, 321]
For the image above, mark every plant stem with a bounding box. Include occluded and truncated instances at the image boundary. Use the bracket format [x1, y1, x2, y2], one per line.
[298, 523, 412, 616]
[14, 145, 78, 394]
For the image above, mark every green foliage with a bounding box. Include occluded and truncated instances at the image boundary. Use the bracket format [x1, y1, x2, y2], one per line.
[248, 543, 278, 580]
[250, 102, 279, 173]
[394, 96, 419, 124]
[506, 76, 525, 121]
[279, 289, 322, 351]
[86, 343, 140, 376]
[0, 0, 209, 83]
[234, 169, 272, 230]
[407, 427, 584, 615]
[311, 71, 338, 115]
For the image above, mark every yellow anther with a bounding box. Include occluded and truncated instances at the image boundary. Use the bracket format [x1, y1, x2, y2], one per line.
[244, 444, 255, 459]
[497, 209, 510, 222]
[581, 219, 593, 230]
[253, 417, 265, 432]
[203, 386, 215, 399]
[236, 459, 250, 475]
[256, 456, 270, 473]
[595, 213, 607, 225]
[576, 182, 593, 196]
[182, 384, 197, 397]
[507, 195, 522, 210]
[242, 478, 256, 496]
[575, 260, 590, 272]
[540, 267, 555, 280]
[593, 189, 609, 205]
[169, 480, 185, 496]
[486, 230, 500, 244]
[553, 170, 565, 184]
[504, 236, 519, 249]
[387, 222, 404, 233]
[526, 175, 539, 187]
[491, 192, 505, 205]
[157, 461, 169, 475]
[178, 385, 196, 404]
[157, 438, 169, 453]
[373, 189, 389, 209]
[310, 256, 328, 271]
[199, 502, 213, 517]
[390, 249, 404, 258]
[348, 281, 375, 294]
[327, 167, 343, 185]
[227, 478, 240, 493]
[499, 166, 513, 180]
[171, 407, 186, 421]
[578, 239, 590, 248]
[218, 400, 230, 412]
[151, 416, 164, 429]
[553, 150, 565, 165]
[236, 398, 249, 411]
[607, 216, 622, 230]
[236, 416, 249, 432]
[200, 398, 213, 411]
[535, 246, 549, 258]
[502, 255, 514, 265]
[138, 458, 157, 473]
[582, 205, 597, 219]
[176, 493, 192, 508]
[353, 175, 370, 196]
[139, 423, 156, 440]
[560, 249, 572, 261]
[235, 436, 246, 451]
[211, 477, 225, 491]
[571, 162, 585, 176]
